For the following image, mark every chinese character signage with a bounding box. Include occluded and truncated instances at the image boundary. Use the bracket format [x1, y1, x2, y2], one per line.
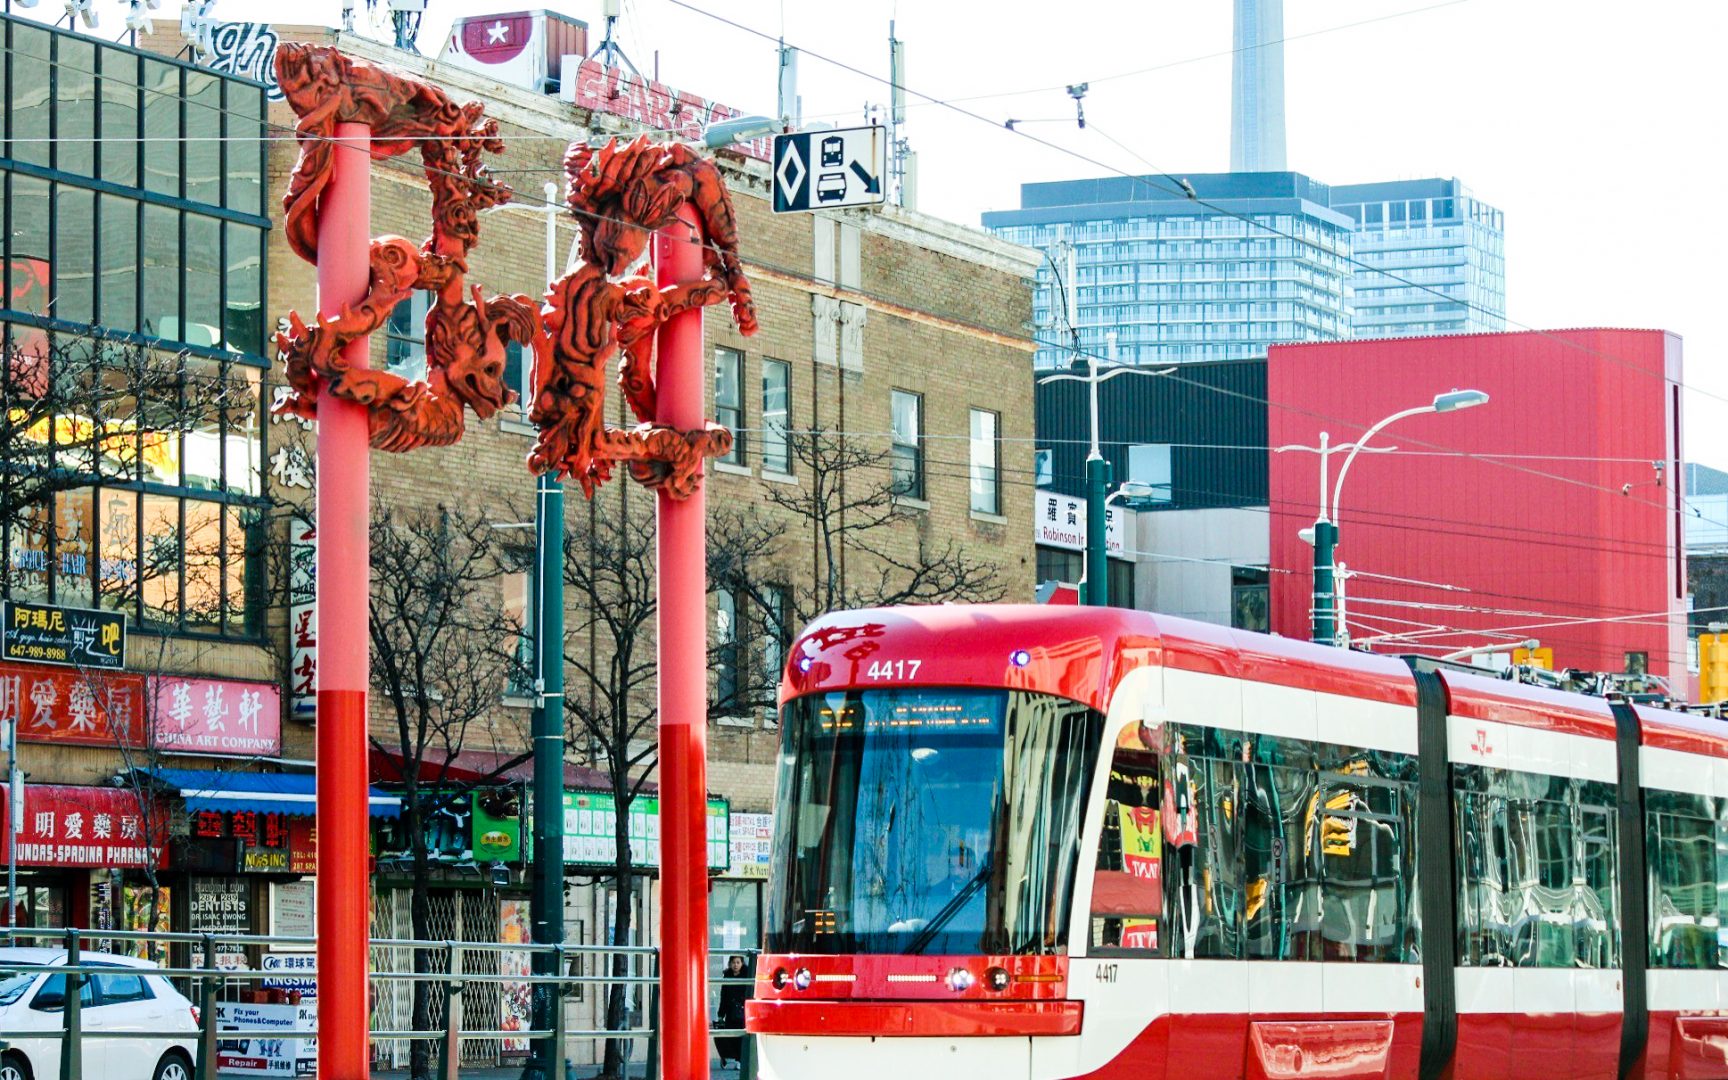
[190, 807, 295, 873]
[726, 812, 773, 879]
[288, 517, 317, 721]
[1033, 489, 1127, 556]
[1, 600, 126, 669]
[0, 659, 144, 748]
[0, 784, 167, 868]
[561, 791, 729, 869]
[473, 788, 522, 862]
[152, 676, 281, 756]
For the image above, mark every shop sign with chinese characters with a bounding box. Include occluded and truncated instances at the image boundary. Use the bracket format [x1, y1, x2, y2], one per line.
[726, 812, 773, 879]
[0, 659, 144, 748]
[1034, 489, 1128, 556]
[288, 517, 317, 721]
[561, 791, 729, 869]
[0, 784, 167, 868]
[152, 676, 281, 756]
[191, 807, 294, 873]
[1, 600, 126, 669]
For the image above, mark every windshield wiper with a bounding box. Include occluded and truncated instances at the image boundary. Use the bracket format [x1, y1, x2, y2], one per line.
[907, 860, 992, 955]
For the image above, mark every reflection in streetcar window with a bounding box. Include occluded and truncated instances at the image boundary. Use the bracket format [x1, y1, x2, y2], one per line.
[1090, 722, 1419, 963]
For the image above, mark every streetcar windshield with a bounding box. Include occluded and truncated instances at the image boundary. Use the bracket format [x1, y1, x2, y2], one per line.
[768, 687, 1104, 955]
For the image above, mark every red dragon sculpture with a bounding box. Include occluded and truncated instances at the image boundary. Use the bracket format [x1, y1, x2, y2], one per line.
[271, 43, 757, 497]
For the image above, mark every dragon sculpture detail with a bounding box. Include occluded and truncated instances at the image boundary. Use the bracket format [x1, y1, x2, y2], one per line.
[272, 45, 756, 496]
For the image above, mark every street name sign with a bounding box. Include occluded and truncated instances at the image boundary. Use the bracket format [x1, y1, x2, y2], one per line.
[772, 125, 887, 213]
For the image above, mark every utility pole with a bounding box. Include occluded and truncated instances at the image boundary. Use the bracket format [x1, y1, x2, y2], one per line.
[4, 716, 18, 928]
[527, 182, 568, 1080]
[888, 21, 911, 207]
[1310, 431, 1340, 645]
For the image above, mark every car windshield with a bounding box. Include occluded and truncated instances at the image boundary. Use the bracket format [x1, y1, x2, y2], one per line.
[0, 966, 42, 1005]
[768, 686, 1103, 955]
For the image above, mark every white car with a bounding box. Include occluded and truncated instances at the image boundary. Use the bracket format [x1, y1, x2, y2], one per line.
[0, 947, 196, 1080]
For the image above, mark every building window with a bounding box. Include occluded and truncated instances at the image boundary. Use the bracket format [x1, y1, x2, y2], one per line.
[502, 560, 534, 698]
[890, 390, 924, 499]
[760, 583, 791, 691]
[715, 347, 744, 465]
[1127, 443, 1173, 503]
[385, 292, 430, 382]
[1036, 545, 1082, 585]
[969, 409, 1000, 515]
[715, 588, 740, 709]
[1034, 448, 1054, 487]
[762, 358, 791, 474]
[1231, 568, 1270, 632]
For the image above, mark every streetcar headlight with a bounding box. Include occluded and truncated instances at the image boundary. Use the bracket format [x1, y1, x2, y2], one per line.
[771, 967, 790, 990]
[984, 966, 1010, 993]
[945, 967, 975, 993]
[793, 967, 814, 991]
[1009, 649, 1032, 668]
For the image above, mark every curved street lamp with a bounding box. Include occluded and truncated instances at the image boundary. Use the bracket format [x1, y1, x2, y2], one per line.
[1310, 389, 1489, 645]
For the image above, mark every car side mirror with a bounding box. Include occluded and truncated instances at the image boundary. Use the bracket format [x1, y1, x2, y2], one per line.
[33, 990, 64, 1010]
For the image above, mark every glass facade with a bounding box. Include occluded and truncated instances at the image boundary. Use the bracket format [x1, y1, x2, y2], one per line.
[1, 15, 270, 638]
[1331, 179, 1506, 339]
[985, 173, 1507, 369]
[984, 173, 1356, 369]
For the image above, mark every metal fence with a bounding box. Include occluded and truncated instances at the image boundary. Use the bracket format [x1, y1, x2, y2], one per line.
[0, 926, 759, 1080]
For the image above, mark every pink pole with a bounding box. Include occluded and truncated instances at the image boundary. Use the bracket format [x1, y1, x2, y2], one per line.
[315, 120, 373, 1080]
[655, 205, 712, 1080]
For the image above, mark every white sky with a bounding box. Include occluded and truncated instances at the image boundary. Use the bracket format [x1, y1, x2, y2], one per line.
[26, 0, 1728, 466]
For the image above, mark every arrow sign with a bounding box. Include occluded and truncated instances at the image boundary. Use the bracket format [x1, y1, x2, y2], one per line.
[772, 125, 887, 213]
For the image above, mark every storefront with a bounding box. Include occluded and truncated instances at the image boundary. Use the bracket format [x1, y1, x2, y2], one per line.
[0, 782, 171, 940]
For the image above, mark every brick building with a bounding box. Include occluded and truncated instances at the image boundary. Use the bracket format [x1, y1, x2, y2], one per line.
[118, 15, 1031, 1068]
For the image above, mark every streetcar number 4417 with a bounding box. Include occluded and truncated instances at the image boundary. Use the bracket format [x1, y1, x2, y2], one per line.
[865, 659, 922, 680]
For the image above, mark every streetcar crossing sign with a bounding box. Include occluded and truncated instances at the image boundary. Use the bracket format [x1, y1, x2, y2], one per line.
[772, 125, 887, 213]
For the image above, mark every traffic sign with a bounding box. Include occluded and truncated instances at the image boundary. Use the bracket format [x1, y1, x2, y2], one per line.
[772, 125, 887, 213]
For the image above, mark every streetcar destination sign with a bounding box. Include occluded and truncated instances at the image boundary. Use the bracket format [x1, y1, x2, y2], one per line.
[1, 600, 126, 670]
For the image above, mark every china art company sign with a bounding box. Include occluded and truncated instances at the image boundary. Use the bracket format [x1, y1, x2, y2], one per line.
[1, 600, 126, 669]
[561, 59, 773, 162]
[152, 676, 281, 757]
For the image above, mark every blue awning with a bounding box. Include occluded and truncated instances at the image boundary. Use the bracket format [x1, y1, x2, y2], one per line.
[141, 768, 401, 818]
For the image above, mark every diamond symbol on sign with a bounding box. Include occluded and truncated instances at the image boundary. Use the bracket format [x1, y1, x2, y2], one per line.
[776, 140, 807, 205]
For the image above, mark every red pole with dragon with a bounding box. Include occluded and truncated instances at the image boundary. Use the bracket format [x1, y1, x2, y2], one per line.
[273, 43, 755, 1078]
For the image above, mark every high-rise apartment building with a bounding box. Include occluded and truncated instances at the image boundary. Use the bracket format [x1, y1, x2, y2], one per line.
[1332, 178, 1506, 338]
[982, 172, 1354, 368]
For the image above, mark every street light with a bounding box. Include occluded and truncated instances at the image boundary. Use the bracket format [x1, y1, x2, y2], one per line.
[1036, 239, 1173, 606]
[1297, 388, 1489, 646]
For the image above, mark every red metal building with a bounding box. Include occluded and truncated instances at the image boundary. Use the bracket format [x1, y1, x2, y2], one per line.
[1267, 328, 1687, 678]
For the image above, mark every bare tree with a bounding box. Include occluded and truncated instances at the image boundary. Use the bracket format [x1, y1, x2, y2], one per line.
[551, 490, 660, 1080]
[1, 331, 250, 598]
[365, 502, 525, 1080]
[710, 428, 1007, 711]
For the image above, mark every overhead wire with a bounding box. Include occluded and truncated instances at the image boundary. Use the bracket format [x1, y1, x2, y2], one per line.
[663, 0, 1728, 418]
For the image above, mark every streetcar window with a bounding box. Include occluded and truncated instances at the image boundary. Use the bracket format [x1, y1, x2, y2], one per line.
[769, 687, 1103, 956]
[1454, 766, 1620, 970]
[1092, 724, 1419, 963]
[1647, 789, 1721, 970]
[1090, 720, 1166, 956]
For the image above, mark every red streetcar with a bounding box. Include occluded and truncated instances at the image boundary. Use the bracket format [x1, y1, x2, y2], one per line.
[746, 605, 1728, 1080]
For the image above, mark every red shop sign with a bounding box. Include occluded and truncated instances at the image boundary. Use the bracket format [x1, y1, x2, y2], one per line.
[289, 817, 317, 875]
[0, 659, 145, 748]
[0, 784, 168, 868]
[150, 675, 282, 757]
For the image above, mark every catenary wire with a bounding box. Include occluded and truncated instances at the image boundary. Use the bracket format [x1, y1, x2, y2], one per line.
[663, 0, 1728, 417]
[26, 39, 1724, 534]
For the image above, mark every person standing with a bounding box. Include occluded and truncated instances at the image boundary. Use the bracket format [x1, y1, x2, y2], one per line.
[715, 954, 752, 1068]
